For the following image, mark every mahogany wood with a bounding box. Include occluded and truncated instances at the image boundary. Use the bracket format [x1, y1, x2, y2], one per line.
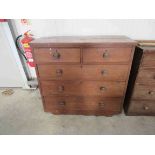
[30, 36, 136, 116]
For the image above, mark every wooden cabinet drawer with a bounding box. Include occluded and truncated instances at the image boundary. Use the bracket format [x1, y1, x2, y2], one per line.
[141, 51, 155, 67]
[128, 100, 155, 115]
[44, 96, 121, 112]
[38, 64, 129, 81]
[132, 84, 155, 100]
[41, 81, 125, 97]
[83, 47, 132, 64]
[34, 48, 80, 63]
[136, 68, 155, 84]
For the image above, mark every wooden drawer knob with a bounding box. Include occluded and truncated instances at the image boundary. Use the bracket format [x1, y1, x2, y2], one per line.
[99, 102, 105, 108]
[101, 69, 108, 75]
[100, 86, 107, 91]
[148, 91, 154, 95]
[52, 50, 61, 59]
[56, 69, 63, 76]
[58, 101, 66, 106]
[143, 106, 149, 110]
[103, 51, 109, 58]
[58, 86, 64, 92]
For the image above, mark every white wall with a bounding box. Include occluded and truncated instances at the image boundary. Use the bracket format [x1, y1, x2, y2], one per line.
[0, 23, 25, 87]
[14, 19, 155, 40]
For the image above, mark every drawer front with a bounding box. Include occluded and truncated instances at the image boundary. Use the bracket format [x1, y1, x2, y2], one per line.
[38, 64, 129, 81]
[136, 68, 155, 84]
[128, 100, 155, 115]
[34, 48, 80, 63]
[132, 84, 155, 100]
[83, 47, 132, 63]
[142, 51, 155, 67]
[41, 81, 125, 97]
[44, 96, 121, 112]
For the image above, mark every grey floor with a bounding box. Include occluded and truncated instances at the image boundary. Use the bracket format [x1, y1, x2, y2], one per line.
[0, 88, 155, 135]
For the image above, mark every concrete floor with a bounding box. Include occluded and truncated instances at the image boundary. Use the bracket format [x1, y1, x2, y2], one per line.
[0, 88, 155, 135]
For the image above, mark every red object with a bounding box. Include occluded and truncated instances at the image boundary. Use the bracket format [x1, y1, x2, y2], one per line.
[0, 19, 7, 22]
[21, 31, 35, 67]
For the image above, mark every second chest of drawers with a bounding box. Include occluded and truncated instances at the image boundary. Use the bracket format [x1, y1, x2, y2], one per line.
[30, 36, 136, 116]
[124, 46, 155, 115]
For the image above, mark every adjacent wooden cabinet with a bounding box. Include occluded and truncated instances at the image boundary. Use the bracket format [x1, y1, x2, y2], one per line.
[124, 46, 155, 115]
[30, 36, 136, 116]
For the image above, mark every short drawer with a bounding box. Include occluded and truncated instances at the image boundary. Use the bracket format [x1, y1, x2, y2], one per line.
[141, 51, 155, 67]
[132, 84, 155, 100]
[83, 47, 132, 64]
[41, 81, 125, 97]
[136, 68, 155, 84]
[44, 96, 121, 112]
[37, 64, 129, 81]
[34, 48, 80, 63]
[128, 100, 155, 115]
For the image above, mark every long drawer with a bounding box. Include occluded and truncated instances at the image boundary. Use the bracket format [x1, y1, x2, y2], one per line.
[136, 68, 155, 84]
[34, 48, 81, 63]
[41, 81, 125, 97]
[128, 100, 155, 115]
[37, 64, 129, 81]
[132, 84, 155, 100]
[44, 96, 121, 113]
[83, 47, 132, 64]
[141, 51, 155, 67]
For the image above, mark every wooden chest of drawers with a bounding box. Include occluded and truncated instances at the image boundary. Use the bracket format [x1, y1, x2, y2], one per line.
[30, 36, 136, 116]
[124, 46, 155, 115]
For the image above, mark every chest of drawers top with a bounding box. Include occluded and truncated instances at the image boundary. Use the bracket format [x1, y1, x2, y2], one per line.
[30, 35, 136, 47]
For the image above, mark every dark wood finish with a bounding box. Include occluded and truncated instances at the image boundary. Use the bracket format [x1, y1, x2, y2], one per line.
[37, 64, 129, 81]
[132, 84, 155, 100]
[44, 96, 121, 112]
[30, 36, 136, 116]
[127, 100, 155, 116]
[41, 81, 125, 97]
[34, 48, 81, 64]
[136, 69, 155, 84]
[124, 46, 155, 115]
[83, 47, 132, 64]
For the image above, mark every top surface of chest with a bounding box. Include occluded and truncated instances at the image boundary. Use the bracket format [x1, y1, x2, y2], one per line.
[30, 36, 136, 47]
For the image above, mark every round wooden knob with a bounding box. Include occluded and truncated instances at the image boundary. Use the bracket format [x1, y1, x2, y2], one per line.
[99, 101, 105, 107]
[58, 86, 64, 92]
[52, 50, 60, 59]
[103, 51, 109, 58]
[143, 106, 149, 110]
[56, 69, 63, 76]
[100, 86, 107, 91]
[101, 69, 108, 75]
[58, 101, 66, 106]
[148, 91, 154, 95]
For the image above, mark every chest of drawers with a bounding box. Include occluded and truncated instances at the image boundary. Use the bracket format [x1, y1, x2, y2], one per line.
[124, 46, 155, 115]
[30, 36, 136, 116]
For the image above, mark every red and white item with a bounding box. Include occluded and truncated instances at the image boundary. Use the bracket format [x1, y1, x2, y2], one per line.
[21, 31, 35, 67]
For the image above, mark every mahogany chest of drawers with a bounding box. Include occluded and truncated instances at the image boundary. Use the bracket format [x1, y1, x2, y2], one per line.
[30, 36, 136, 116]
[124, 46, 155, 115]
